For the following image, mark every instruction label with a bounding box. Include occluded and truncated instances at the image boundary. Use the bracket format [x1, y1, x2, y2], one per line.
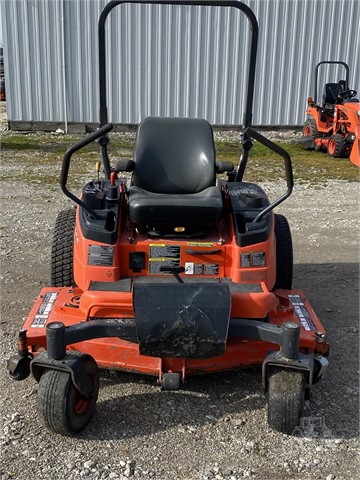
[184, 262, 204, 275]
[204, 263, 219, 275]
[88, 245, 114, 266]
[241, 251, 266, 268]
[184, 262, 218, 275]
[149, 244, 181, 274]
[288, 294, 316, 331]
[186, 242, 214, 247]
[31, 292, 58, 328]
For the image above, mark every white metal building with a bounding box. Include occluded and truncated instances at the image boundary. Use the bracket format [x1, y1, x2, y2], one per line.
[1, 0, 359, 131]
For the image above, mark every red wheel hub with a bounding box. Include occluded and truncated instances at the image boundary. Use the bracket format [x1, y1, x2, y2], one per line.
[328, 139, 335, 155]
[74, 389, 90, 415]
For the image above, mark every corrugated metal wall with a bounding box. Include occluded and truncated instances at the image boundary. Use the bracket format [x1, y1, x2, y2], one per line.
[1, 0, 359, 128]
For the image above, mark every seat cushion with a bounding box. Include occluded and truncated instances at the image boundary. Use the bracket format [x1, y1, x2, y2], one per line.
[128, 185, 223, 225]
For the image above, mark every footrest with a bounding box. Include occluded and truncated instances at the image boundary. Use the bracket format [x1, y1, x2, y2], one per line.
[134, 283, 231, 359]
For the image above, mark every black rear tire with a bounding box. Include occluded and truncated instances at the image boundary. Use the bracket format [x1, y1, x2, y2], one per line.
[268, 369, 305, 435]
[274, 214, 293, 290]
[51, 208, 76, 287]
[37, 352, 99, 435]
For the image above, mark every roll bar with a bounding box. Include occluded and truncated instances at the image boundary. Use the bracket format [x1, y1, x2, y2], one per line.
[98, 0, 258, 179]
[314, 61, 350, 104]
[98, 0, 258, 128]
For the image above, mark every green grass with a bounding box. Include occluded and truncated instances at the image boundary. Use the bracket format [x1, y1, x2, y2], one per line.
[216, 139, 359, 183]
[1, 132, 359, 188]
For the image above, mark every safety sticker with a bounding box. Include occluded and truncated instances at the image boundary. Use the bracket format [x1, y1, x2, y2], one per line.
[204, 263, 219, 275]
[241, 251, 266, 268]
[31, 292, 58, 328]
[149, 244, 181, 274]
[288, 294, 317, 331]
[184, 262, 204, 275]
[88, 245, 114, 266]
[149, 244, 180, 259]
[187, 242, 214, 247]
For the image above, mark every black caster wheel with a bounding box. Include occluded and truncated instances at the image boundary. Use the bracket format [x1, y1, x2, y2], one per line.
[268, 369, 305, 435]
[36, 352, 99, 435]
[7, 353, 33, 381]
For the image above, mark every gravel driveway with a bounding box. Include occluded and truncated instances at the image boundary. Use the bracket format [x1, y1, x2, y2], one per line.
[1, 109, 359, 479]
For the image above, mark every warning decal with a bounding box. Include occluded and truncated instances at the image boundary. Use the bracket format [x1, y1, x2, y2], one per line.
[184, 262, 204, 275]
[184, 262, 218, 275]
[186, 242, 214, 247]
[240, 251, 266, 268]
[31, 292, 58, 328]
[204, 264, 219, 275]
[149, 244, 181, 274]
[88, 245, 114, 266]
[288, 294, 317, 331]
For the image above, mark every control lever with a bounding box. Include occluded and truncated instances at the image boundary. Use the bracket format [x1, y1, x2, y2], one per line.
[95, 161, 101, 182]
[159, 266, 185, 284]
[107, 171, 118, 200]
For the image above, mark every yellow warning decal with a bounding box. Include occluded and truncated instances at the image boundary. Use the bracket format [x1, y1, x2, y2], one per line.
[187, 242, 214, 247]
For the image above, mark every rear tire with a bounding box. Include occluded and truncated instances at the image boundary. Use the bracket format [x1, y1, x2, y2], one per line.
[303, 117, 318, 137]
[37, 352, 99, 435]
[274, 214, 293, 290]
[51, 208, 76, 287]
[268, 369, 305, 435]
[327, 134, 349, 158]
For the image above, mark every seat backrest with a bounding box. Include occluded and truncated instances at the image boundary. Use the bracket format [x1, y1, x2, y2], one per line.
[322, 82, 342, 105]
[132, 117, 216, 194]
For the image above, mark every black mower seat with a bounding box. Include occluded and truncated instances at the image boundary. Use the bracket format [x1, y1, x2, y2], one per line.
[128, 117, 223, 226]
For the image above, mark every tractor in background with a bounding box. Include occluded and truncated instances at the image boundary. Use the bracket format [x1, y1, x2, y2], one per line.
[302, 60, 359, 167]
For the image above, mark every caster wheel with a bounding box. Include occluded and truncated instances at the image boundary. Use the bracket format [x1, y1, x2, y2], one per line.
[161, 372, 181, 391]
[37, 352, 99, 435]
[7, 354, 32, 381]
[268, 369, 305, 435]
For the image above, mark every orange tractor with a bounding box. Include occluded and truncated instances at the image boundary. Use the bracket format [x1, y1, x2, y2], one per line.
[302, 60, 360, 167]
[8, 0, 329, 437]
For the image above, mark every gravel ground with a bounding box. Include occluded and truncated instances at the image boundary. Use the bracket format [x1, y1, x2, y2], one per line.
[1, 103, 359, 479]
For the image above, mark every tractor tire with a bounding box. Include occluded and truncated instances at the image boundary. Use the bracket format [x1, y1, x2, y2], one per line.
[268, 369, 305, 435]
[327, 134, 349, 158]
[51, 208, 76, 287]
[303, 117, 318, 137]
[36, 352, 99, 436]
[274, 214, 293, 290]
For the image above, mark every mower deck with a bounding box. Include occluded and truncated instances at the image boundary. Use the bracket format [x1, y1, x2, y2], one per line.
[22, 283, 328, 380]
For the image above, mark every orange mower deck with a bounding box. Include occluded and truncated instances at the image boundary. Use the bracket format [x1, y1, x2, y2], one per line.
[23, 284, 328, 380]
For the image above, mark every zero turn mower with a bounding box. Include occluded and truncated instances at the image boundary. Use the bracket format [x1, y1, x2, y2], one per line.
[301, 60, 360, 167]
[8, 0, 329, 436]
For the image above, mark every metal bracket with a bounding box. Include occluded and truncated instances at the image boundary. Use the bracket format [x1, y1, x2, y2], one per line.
[31, 351, 98, 397]
[262, 350, 315, 399]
